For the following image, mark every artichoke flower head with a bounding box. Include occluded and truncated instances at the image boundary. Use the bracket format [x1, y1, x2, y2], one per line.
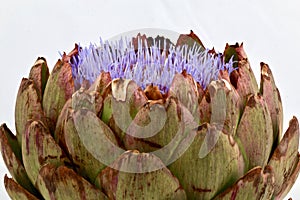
[0, 29, 299, 200]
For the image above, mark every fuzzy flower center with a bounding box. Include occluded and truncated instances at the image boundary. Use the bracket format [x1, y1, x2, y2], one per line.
[70, 36, 235, 93]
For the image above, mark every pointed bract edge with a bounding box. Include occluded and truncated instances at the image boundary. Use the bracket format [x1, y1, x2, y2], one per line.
[102, 79, 149, 144]
[0, 124, 40, 196]
[88, 71, 112, 95]
[108, 78, 148, 143]
[144, 84, 163, 100]
[168, 71, 200, 117]
[4, 175, 40, 200]
[235, 94, 273, 170]
[275, 153, 300, 200]
[123, 97, 180, 153]
[29, 57, 50, 100]
[206, 79, 242, 136]
[62, 44, 79, 63]
[260, 62, 283, 145]
[73, 88, 104, 119]
[223, 43, 239, 68]
[213, 166, 275, 200]
[229, 58, 259, 103]
[234, 43, 247, 60]
[198, 79, 243, 137]
[42, 59, 74, 133]
[224, 43, 247, 62]
[175, 30, 205, 50]
[22, 120, 69, 185]
[54, 99, 72, 154]
[268, 117, 300, 199]
[111, 78, 148, 114]
[15, 78, 46, 146]
[0, 123, 22, 162]
[36, 164, 108, 200]
[63, 108, 111, 183]
[168, 123, 245, 199]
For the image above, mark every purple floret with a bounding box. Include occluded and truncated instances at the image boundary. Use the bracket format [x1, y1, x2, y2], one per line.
[70, 36, 235, 92]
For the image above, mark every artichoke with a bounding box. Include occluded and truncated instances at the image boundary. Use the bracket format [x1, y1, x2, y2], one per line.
[1, 30, 299, 200]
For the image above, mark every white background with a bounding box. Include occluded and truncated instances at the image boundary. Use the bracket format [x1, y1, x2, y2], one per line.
[0, 0, 299, 199]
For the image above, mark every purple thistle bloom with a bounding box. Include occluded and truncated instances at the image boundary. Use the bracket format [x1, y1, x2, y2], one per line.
[70, 36, 235, 93]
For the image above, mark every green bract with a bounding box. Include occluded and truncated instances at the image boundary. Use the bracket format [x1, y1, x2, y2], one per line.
[0, 31, 299, 200]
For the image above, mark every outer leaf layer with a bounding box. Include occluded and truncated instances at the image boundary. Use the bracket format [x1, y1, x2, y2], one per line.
[22, 121, 69, 185]
[4, 175, 40, 200]
[214, 166, 275, 200]
[42, 60, 74, 133]
[64, 108, 117, 183]
[100, 151, 186, 200]
[268, 117, 300, 198]
[68, 108, 120, 182]
[260, 62, 283, 145]
[29, 57, 49, 100]
[15, 78, 45, 146]
[123, 97, 180, 153]
[0, 124, 40, 196]
[36, 164, 108, 200]
[235, 94, 273, 170]
[231, 58, 259, 103]
[168, 123, 244, 199]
